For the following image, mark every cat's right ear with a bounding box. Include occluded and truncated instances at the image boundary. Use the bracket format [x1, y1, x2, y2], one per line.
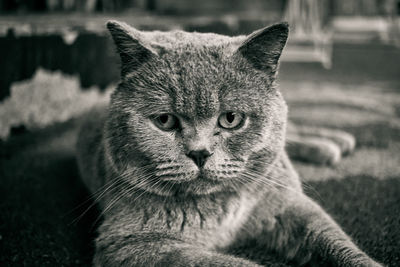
[106, 20, 157, 75]
[235, 22, 289, 75]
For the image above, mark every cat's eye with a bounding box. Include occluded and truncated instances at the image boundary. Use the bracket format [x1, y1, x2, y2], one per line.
[153, 114, 179, 131]
[218, 112, 245, 130]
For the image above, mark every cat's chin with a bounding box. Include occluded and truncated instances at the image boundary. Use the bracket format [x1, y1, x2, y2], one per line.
[170, 179, 230, 196]
[145, 173, 236, 197]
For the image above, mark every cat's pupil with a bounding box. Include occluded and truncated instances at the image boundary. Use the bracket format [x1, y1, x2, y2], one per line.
[226, 112, 235, 124]
[160, 115, 169, 124]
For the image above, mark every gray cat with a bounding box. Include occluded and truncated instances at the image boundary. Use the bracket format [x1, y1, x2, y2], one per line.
[76, 20, 381, 266]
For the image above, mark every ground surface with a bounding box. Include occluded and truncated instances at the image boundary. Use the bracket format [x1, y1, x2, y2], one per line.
[1, 75, 400, 266]
[283, 80, 400, 266]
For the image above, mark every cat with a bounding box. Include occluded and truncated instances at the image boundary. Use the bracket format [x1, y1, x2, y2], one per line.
[76, 20, 380, 266]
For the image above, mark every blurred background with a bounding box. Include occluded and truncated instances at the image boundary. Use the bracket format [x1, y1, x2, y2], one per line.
[0, 0, 400, 137]
[0, 1, 400, 266]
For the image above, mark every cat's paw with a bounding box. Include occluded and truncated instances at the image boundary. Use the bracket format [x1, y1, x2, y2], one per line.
[157, 249, 263, 267]
[348, 258, 384, 267]
[286, 124, 356, 165]
[286, 135, 342, 165]
[308, 127, 355, 156]
[360, 258, 384, 267]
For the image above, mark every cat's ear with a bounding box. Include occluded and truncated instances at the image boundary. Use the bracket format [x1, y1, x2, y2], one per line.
[236, 22, 289, 74]
[106, 20, 157, 74]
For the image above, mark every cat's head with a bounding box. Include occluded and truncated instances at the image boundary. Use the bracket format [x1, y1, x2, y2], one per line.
[105, 20, 289, 196]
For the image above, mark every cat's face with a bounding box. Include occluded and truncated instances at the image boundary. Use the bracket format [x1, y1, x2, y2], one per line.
[105, 21, 289, 196]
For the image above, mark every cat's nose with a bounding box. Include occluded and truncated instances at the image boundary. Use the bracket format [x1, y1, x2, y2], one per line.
[187, 150, 211, 168]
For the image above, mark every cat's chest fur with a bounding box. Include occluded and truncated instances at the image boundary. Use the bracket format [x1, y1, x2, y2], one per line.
[116, 188, 282, 250]
[101, 154, 299, 250]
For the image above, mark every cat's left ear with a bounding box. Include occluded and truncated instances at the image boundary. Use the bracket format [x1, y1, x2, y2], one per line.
[236, 22, 289, 74]
[107, 20, 158, 75]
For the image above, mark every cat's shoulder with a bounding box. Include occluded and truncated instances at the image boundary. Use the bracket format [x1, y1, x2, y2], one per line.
[76, 104, 108, 152]
[79, 105, 108, 132]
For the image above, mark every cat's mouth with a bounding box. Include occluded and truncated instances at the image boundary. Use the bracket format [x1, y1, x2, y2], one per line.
[157, 170, 212, 183]
[153, 158, 245, 183]
[159, 175, 227, 196]
[157, 168, 239, 184]
[148, 161, 245, 195]
[137, 168, 242, 196]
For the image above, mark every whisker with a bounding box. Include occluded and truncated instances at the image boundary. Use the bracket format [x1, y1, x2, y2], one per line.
[71, 163, 157, 225]
[69, 178, 127, 225]
[242, 169, 303, 197]
[65, 175, 124, 217]
[91, 174, 160, 228]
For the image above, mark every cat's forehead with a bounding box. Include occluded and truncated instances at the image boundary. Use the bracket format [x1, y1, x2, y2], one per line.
[129, 45, 270, 120]
[122, 29, 278, 119]
[160, 46, 228, 119]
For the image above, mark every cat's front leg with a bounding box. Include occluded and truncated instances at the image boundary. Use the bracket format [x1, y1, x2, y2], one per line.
[156, 243, 265, 267]
[277, 195, 382, 266]
[94, 231, 262, 267]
